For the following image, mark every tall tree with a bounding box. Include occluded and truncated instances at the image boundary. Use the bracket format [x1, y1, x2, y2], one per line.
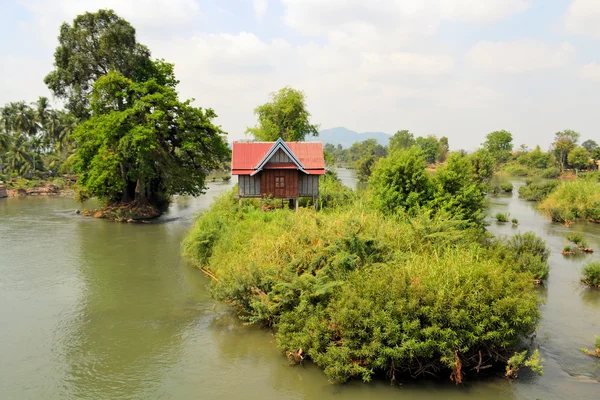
[437, 136, 449, 162]
[582, 139, 598, 152]
[389, 129, 415, 152]
[246, 87, 319, 141]
[567, 147, 591, 171]
[73, 65, 229, 210]
[44, 9, 155, 118]
[415, 135, 439, 164]
[552, 130, 580, 171]
[482, 130, 513, 166]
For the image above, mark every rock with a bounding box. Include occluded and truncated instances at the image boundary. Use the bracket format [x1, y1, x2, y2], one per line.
[93, 211, 104, 218]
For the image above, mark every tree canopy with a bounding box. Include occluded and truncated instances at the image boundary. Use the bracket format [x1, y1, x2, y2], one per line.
[246, 87, 319, 141]
[389, 130, 415, 152]
[567, 147, 591, 170]
[552, 130, 580, 171]
[73, 65, 229, 208]
[44, 9, 157, 118]
[483, 130, 513, 166]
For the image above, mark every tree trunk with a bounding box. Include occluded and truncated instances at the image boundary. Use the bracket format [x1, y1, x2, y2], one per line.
[135, 179, 147, 205]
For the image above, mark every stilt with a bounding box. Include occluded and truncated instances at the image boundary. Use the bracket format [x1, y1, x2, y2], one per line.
[238, 198, 242, 207]
[295, 198, 299, 212]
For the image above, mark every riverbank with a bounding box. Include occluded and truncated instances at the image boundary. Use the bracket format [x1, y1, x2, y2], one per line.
[79, 202, 162, 222]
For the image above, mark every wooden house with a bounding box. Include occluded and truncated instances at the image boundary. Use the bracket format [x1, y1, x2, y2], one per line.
[231, 138, 325, 209]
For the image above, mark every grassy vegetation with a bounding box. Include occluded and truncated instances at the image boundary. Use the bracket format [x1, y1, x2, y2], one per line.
[539, 180, 600, 224]
[501, 183, 514, 193]
[518, 180, 559, 202]
[581, 261, 600, 287]
[511, 218, 519, 225]
[182, 173, 547, 384]
[496, 212, 510, 222]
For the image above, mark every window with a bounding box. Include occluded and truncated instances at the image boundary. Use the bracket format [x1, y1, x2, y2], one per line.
[275, 176, 285, 188]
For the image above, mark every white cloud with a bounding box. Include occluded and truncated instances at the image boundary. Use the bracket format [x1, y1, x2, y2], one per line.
[565, 0, 600, 38]
[579, 62, 600, 82]
[466, 40, 575, 73]
[252, 0, 268, 20]
[281, 0, 531, 35]
[360, 52, 454, 76]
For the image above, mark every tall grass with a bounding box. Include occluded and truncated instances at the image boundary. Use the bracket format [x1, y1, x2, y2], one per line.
[182, 188, 544, 383]
[539, 180, 600, 223]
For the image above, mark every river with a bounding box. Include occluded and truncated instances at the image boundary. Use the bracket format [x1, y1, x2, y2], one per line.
[0, 172, 598, 399]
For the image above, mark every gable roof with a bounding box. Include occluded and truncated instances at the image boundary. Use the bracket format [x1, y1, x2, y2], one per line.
[232, 139, 325, 175]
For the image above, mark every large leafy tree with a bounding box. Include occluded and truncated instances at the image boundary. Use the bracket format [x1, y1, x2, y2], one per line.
[246, 87, 319, 141]
[389, 129, 415, 152]
[483, 130, 513, 166]
[552, 130, 580, 171]
[582, 139, 598, 153]
[415, 135, 440, 164]
[567, 147, 591, 170]
[44, 9, 155, 118]
[73, 65, 229, 208]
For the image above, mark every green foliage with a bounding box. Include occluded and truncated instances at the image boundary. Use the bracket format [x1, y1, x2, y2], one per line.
[73, 68, 229, 208]
[568, 147, 592, 170]
[496, 213, 509, 222]
[483, 130, 513, 166]
[369, 147, 433, 215]
[539, 180, 600, 223]
[582, 140, 598, 153]
[552, 130, 580, 172]
[501, 183, 514, 193]
[415, 135, 440, 164]
[388, 130, 415, 152]
[44, 9, 157, 118]
[502, 232, 550, 280]
[581, 262, 600, 287]
[246, 87, 319, 141]
[437, 136, 449, 162]
[540, 167, 560, 179]
[318, 172, 356, 209]
[565, 232, 588, 248]
[517, 145, 552, 170]
[596, 336, 600, 349]
[506, 349, 544, 378]
[518, 180, 559, 202]
[183, 195, 542, 383]
[511, 218, 519, 225]
[468, 149, 495, 185]
[502, 163, 530, 177]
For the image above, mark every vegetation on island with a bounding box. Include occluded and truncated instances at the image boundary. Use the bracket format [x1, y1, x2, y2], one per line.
[518, 180, 560, 202]
[183, 148, 548, 384]
[538, 180, 600, 225]
[1, 10, 231, 218]
[580, 336, 600, 357]
[581, 262, 600, 288]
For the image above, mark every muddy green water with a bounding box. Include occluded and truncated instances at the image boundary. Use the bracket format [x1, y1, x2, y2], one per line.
[1, 174, 599, 399]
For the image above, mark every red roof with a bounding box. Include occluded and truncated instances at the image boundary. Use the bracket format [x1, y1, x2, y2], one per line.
[232, 141, 325, 175]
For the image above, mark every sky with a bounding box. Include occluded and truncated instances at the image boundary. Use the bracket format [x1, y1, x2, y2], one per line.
[1, 0, 600, 150]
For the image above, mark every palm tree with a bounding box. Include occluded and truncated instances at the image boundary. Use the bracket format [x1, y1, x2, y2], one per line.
[5, 133, 34, 175]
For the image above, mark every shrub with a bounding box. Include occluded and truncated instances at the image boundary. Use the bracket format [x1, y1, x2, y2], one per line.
[582, 261, 600, 287]
[496, 212, 509, 222]
[501, 183, 514, 193]
[597, 336, 600, 350]
[540, 167, 560, 179]
[318, 173, 356, 209]
[503, 163, 530, 177]
[503, 232, 550, 280]
[539, 180, 600, 223]
[562, 245, 573, 254]
[183, 202, 542, 383]
[222, 175, 231, 181]
[566, 232, 588, 248]
[512, 218, 519, 225]
[518, 180, 559, 201]
[369, 147, 434, 215]
[505, 349, 544, 379]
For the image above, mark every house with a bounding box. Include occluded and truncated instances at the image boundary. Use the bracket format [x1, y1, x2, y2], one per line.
[231, 138, 325, 209]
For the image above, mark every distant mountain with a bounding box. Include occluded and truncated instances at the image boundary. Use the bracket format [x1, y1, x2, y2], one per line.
[310, 127, 391, 148]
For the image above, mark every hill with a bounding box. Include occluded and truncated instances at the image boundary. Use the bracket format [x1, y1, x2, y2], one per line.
[311, 127, 391, 148]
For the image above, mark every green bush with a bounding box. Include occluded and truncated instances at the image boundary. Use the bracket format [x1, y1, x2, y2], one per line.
[512, 218, 519, 225]
[518, 181, 559, 201]
[540, 167, 560, 179]
[501, 232, 550, 280]
[582, 261, 600, 287]
[318, 172, 356, 209]
[566, 232, 588, 248]
[503, 163, 530, 177]
[539, 180, 600, 223]
[222, 175, 231, 181]
[183, 201, 542, 383]
[496, 212, 509, 222]
[501, 183, 514, 193]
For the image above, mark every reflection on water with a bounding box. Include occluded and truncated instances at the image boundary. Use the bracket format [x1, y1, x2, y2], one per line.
[0, 176, 599, 399]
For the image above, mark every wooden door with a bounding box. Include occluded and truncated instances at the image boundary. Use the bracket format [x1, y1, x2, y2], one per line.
[261, 170, 298, 198]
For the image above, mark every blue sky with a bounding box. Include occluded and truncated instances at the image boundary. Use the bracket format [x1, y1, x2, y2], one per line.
[1, 0, 599, 150]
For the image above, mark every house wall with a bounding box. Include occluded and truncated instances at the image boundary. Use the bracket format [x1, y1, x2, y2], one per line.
[238, 175, 261, 197]
[298, 174, 319, 197]
[261, 170, 299, 198]
[270, 148, 292, 163]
